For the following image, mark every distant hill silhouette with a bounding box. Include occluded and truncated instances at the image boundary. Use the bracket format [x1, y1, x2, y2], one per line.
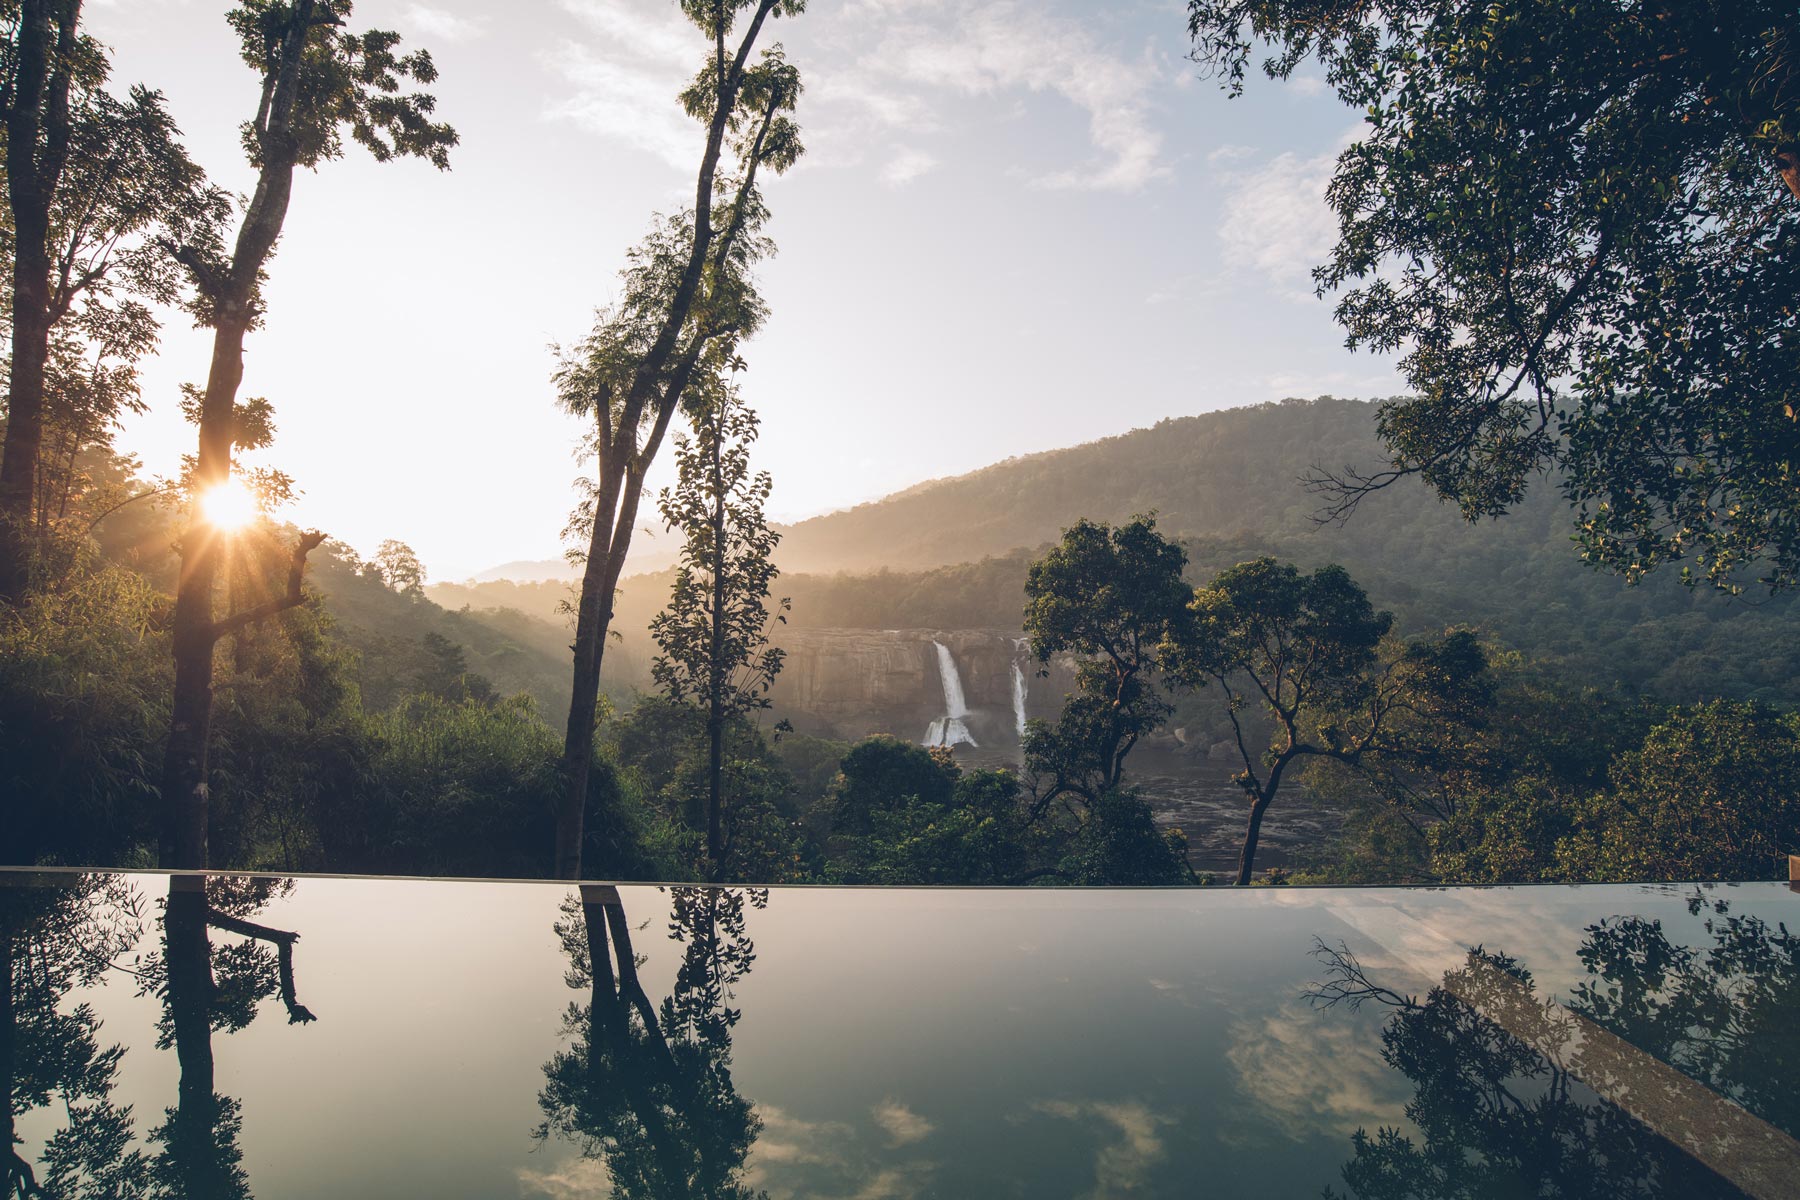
[771, 396, 1425, 573]
[463, 527, 680, 584]
[462, 558, 580, 584]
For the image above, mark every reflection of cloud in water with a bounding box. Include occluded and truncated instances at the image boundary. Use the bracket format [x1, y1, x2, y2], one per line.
[1032, 1099, 1173, 1199]
[872, 1098, 935, 1147]
[1224, 999, 1407, 1143]
[1143, 974, 1234, 1009]
[1304, 886, 1710, 1002]
[515, 1155, 612, 1199]
[746, 1105, 934, 1200]
[751, 1104, 855, 1167]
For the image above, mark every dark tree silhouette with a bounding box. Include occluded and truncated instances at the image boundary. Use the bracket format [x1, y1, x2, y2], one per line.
[1164, 559, 1489, 884]
[1187, 0, 1800, 592]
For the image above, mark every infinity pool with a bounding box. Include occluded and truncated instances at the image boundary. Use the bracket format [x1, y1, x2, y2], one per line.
[3, 870, 1795, 1198]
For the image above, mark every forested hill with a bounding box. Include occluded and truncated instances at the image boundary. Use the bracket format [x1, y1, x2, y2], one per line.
[773, 397, 1420, 573]
[762, 396, 1800, 705]
[438, 396, 1800, 705]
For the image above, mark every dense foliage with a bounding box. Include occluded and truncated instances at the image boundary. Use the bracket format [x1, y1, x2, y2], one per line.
[1187, 0, 1800, 592]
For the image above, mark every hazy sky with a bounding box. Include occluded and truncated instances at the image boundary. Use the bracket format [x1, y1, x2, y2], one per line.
[88, 0, 1401, 580]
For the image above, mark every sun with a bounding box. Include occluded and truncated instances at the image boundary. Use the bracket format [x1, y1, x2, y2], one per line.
[199, 478, 260, 532]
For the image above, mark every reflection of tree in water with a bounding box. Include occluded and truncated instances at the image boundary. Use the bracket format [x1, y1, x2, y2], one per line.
[2, 875, 147, 1199]
[1312, 901, 1800, 1200]
[538, 886, 768, 1200]
[134, 876, 316, 1200]
[1572, 898, 1798, 1145]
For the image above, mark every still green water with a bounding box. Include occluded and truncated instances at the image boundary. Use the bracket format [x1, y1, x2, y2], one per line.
[3, 871, 1796, 1199]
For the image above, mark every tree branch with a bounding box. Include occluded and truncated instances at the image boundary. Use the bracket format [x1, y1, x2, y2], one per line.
[208, 528, 326, 640]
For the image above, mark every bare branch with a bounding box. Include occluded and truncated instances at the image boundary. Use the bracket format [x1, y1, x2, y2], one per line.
[208, 528, 326, 639]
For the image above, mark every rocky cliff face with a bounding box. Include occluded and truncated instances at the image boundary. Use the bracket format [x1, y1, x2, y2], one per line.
[769, 628, 1074, 747]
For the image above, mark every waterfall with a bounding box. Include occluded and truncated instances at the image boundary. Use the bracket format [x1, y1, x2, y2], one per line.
[923, 640, 978, 748]
[1010, 659, 1028, 739]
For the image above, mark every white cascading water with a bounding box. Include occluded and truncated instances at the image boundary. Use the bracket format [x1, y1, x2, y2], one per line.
[1010, 660, 1028, 739]
[923, 640, 978, 748]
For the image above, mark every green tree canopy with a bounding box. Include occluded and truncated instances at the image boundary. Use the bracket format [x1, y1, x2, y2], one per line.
[1187, 0, 1800, 591]
[1022, 514, 1192, 802]
[1166, 557, 1489, 883]
[1558, 700, 1800, 883]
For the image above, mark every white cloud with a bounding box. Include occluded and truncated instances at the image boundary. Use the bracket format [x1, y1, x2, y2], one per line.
[879, 147, 938, 186]
[543, 1, 702, 168]
[1216, 134, 1355, 299]
[543, 0, 1169, 191]
[871, 1098, 935, 1147]
[1032, 1100, 1173, 1199]
[1288, 74, 1330, 97]
[402, 4, 485, 43]
[813, 74, 937, 133]
[864, 1, 1169, 191]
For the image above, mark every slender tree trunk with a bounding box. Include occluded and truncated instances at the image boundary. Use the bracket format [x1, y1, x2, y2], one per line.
[706, 704, 724, 875]
[0, 290, 51, 597]
[553, 4, 780, 879]
[159, 312, 250, 869]
[558, 394, 684, 877]
[0, 0, 79, 604]
[1236, 749, 1298, 885]
[557, 453, 625, 880]
[706, 435, 727, 876]
[1235, 793, 1273, 886]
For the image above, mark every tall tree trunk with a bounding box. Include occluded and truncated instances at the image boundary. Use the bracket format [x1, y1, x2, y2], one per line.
[706, 704, 724, 875]
[0, 0, 79, 604]
[557, 396, 683, 877]
[159, 313, 251, 869]
[1235, 741, 1302, 884]
[557, 455, 625, 880]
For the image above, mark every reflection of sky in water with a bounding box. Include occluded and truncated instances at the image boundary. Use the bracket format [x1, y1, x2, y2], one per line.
[6, 874, 1794, 1199]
